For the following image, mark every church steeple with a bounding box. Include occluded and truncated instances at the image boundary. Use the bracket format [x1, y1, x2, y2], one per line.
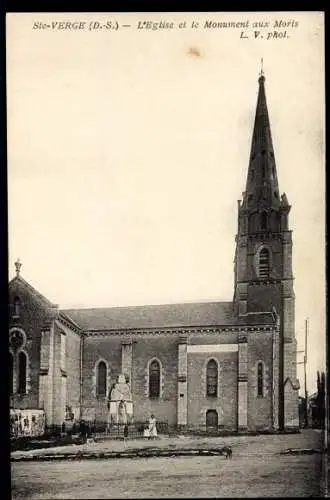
[242, 69, 281, 212]
[233, 68, 297, 432]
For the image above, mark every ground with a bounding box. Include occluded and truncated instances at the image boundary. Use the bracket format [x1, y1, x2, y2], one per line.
[11, 430, 324, 499]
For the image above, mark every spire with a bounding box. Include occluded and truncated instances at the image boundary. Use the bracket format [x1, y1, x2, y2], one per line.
[243, 67, 281, 211]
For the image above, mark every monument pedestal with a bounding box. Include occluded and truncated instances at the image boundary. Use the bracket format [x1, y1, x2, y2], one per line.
[109, 400, 133, 424]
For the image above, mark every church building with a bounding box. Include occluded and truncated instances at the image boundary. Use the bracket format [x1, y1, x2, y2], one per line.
[9, 71, 300, 432]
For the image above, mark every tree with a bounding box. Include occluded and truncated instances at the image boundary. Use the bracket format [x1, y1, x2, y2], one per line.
[314, 370, 325, 428]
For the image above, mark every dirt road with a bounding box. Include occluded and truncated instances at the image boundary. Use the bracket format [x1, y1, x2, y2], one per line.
[11, 430, 323, 498]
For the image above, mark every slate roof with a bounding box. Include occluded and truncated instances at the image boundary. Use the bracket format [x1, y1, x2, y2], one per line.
[9, 273, 277, 332]
[62, 301, 276, 331]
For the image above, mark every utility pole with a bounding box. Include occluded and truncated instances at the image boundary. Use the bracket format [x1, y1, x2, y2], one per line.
[304, 318, 309, 428]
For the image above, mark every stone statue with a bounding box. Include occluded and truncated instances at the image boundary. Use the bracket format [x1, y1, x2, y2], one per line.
[110, 374, 132, 401]
[108, 374, 133, 425]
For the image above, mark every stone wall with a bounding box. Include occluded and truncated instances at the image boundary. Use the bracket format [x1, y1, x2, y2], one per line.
[82, 335, 122, 421]
[52, 320, 82, 424]
[247, 330, 273, 430]
[9, 280, 54, 411]
[65, 325, 81, 421]
[187, 350, 238, 429]
[131, 336, 177, 426]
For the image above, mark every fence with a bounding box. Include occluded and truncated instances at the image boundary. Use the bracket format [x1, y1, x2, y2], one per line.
[39, 422, 239, 439]
[43, 421, 169, 439]
[87, 420, 169, 439]
[76, 422, 236, 439]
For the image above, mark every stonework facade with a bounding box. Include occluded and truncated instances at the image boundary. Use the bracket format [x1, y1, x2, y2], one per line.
[9, 73, 300, 432]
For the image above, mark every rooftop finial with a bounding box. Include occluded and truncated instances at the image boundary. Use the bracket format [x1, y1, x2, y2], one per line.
[258, 57, 265, 84]
[15, 258, 22, 277]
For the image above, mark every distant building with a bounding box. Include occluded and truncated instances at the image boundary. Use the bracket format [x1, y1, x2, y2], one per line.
[9, 71, 300, 432]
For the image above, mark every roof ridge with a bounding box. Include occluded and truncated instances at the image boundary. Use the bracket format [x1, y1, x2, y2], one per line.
[61, 300, 233, 312]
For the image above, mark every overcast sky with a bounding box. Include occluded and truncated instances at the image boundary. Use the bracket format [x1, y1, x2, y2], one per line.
[7, 12, 325, 394]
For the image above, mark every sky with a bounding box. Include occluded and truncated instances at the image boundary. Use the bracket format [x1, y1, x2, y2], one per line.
[7, 12, 325, 394]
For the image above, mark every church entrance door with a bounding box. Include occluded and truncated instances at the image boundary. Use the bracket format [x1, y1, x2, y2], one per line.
[206, 409, 218, 429]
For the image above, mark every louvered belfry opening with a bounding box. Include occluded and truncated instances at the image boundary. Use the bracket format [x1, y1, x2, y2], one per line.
[259, 247, 270, 279]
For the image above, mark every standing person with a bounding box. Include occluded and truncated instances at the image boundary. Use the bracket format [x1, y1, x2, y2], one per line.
[123, 423, 128, 443]
[148, 414, 157, 439]
[79, 419, 87, 444]
[10, 415, 15, 438]
[18, 414, 23, 437]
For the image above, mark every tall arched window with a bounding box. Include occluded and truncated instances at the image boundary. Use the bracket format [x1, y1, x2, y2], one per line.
[18, 351, 27, 394]
[96, 361, 107, 397]
[257, 362, 264, 397]
[149, 360, 160, 398]
[206, 359, 218, 397]
[9, 353, 13, 394]
[258, 247, 270, 279]
[14, 297, 20, 317]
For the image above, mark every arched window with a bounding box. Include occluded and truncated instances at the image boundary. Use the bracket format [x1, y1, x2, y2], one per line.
[206, 359, 218, 397]
[18, 351, 27, 394]
[14, 297, 20, 317]
[149, 360, 160, 398]
[257, 362, 264, 397]
[258, 247, 270, 279]
[9, 353, 14, 395]
[96, 361, 107, 397]
[261, 212, 268, 230]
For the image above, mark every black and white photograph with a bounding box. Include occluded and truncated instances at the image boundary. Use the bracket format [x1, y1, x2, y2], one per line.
[7, 11, 326, 498]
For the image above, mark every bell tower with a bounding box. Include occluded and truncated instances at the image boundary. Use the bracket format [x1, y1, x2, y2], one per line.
[233, 68, 299, 429]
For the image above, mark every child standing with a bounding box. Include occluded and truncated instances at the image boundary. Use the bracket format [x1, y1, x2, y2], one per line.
[143, 423, 150, 439]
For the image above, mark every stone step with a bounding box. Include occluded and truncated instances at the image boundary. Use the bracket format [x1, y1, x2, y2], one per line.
[11, 446, 233, 462]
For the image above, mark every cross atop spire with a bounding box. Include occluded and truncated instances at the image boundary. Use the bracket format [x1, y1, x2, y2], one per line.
[15, 258, 22, 277]
[258, 57, 265, 86]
